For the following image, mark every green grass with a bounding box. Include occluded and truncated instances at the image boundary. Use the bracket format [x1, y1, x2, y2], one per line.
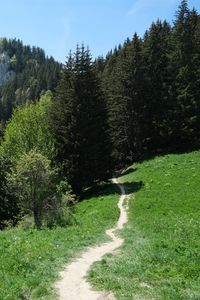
[88, 151, 200, 300]
[0, 183, 119, 300]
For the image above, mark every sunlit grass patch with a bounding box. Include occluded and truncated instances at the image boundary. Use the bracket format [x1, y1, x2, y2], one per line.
[0, 183, 119, 299]
[88, 151, 200, 299]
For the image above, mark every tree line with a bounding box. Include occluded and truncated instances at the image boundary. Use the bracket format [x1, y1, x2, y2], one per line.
[99, 0, 200, 166]
[0, 0, 199, 228]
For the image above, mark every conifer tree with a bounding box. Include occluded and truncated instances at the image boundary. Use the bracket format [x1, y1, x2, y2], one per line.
[142, 20, 172, 152]
[171, 0, 200, 148]
[127, 34, 147, 159]
[105, 34, 148, 164]
[104, 43, 133, 166]
[51, 45, 111, 194]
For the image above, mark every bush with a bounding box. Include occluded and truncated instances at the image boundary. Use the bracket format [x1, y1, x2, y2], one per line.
[7, 150, 75, 229]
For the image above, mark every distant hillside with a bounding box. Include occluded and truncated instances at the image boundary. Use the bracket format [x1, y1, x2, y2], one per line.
[0, 38, 61, 127]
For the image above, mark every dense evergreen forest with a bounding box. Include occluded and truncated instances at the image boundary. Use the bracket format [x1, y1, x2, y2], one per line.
[99, 0, 200, 166]
[0, 38, 61, 130]
[0, 0, 200, 228]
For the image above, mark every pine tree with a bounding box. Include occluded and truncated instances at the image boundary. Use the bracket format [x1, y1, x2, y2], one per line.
[142, 20, 172, 152]
[171, 0, 200, 148]
[50, 45, 111, 194]
[127, 33, 147, 159]
[105, 33, 152, 165]
[104, 43, 133, 167]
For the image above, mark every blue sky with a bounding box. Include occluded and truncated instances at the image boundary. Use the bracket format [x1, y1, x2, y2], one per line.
[0, 0, 200, 62]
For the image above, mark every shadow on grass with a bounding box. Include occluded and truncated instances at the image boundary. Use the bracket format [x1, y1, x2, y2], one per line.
[81, 183, 119, 201]
[120, 167, 138, 176]
[81, 179, 144, 201]
[122, 181, 144, 194]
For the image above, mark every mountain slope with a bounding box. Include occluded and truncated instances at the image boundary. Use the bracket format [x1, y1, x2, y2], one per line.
[0, 38, 61, 126]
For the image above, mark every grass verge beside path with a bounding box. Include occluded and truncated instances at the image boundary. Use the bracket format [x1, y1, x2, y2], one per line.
[0, 183, 119, 300]
[88, 151, 200, 300]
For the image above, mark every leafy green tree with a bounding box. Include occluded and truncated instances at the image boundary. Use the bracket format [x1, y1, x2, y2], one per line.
[7, 150, 56, 228]
[1, 92, 55, 161]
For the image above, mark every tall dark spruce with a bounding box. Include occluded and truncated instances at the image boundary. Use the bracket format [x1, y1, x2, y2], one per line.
[142, 20, 172, 153]
[171, 0, 200, 149]
[103, 44, 133, 167]
[103, 34, 147, 166]
[51, 45, 111, 194]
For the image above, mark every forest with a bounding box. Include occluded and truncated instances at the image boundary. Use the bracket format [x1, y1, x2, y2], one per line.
[0, 0, 200, 229]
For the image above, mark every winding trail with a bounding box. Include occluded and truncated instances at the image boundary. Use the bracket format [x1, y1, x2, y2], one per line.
[55, 178, 128, 300]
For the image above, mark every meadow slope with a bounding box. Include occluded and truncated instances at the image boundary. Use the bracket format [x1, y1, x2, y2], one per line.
[0, 184, 119, 299]
[88, 151, 200, 300]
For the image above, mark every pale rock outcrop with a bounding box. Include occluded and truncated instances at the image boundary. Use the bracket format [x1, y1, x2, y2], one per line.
[0, 52, 15, 86]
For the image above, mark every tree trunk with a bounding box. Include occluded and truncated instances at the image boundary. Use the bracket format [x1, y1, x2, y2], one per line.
[33, 208, 42, 229]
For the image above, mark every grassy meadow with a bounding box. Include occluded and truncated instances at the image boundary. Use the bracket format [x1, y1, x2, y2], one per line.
[0, 184, 119, 300]
[88, 151, 200, 300]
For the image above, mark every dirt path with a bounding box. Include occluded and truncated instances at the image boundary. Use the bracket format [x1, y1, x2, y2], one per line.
[55, 178, 128, 300]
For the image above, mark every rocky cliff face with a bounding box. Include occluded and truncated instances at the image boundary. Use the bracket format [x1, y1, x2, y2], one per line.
[0, 52, 15, 86]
